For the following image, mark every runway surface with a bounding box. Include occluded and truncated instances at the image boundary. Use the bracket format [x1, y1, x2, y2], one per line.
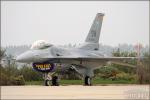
[1, 85, 149, 99]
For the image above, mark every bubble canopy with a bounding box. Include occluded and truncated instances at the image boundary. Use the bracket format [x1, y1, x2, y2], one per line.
[30, 40, 53, 49]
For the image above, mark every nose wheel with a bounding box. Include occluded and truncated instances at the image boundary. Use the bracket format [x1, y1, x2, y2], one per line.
[45, 76, 59, 86]
[43, 73, 59, 86]
[45, 79, 51, 86]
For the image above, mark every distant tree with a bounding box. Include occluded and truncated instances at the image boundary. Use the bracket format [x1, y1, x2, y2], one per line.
[19, 65, 43, 81]
[112, 48, 137, 58]
[73, 44, 76, 47]
[112, 48, 121, 57]
[94, 66, 120, 80]
[137, 52, 150, 84]
[112, 48, 150, 84]
[68, 43, 72, 47]
[112, 49, 137, 73]
[0, 64, 25, 86]
[0, 48, 6, 59]
[0, 51, 25, 85]
[60, 67, 82, 80]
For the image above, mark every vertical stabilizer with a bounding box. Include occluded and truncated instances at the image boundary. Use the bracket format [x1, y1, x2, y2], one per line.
[85, 13, 104, 43]
[79, 13, 104, 50]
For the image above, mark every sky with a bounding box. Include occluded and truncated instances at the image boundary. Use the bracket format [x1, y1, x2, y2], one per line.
[1, 1, 149, 47]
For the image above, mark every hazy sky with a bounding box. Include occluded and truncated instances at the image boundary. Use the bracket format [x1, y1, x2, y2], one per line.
[1, 1, 149, 47]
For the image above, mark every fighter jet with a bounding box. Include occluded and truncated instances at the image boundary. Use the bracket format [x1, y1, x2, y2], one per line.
[16, 13, 136, 86]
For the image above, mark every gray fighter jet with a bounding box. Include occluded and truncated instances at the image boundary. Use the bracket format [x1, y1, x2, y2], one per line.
[16, 13, 136, 86]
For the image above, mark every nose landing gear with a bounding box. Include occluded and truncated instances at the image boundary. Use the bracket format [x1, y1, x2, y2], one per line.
[43, 73, 59, 86]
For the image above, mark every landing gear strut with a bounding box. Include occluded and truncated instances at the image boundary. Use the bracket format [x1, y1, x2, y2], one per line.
[84, 76, 92, 86]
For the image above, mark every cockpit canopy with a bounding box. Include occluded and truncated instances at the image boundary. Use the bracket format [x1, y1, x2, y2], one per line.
[31, 40, 53, 49]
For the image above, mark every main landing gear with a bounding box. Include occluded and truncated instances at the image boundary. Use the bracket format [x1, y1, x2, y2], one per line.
[51, 76, 59, 86]
[84, 76, 92, 86]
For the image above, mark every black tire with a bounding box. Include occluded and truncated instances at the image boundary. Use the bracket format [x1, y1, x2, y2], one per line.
[51, 76, 59, 86]
[45, 79, 51, 86]
[84, 76, 92, 86]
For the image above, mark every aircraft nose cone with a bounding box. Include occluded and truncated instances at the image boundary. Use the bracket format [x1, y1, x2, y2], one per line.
[16, 55, 24, 62]
[16, 51, 34, 63]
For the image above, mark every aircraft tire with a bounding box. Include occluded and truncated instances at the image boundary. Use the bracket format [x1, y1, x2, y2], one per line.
[45, 80, 51, 86]
[51, 76, 59, 86]
[84, 76, 92, 86]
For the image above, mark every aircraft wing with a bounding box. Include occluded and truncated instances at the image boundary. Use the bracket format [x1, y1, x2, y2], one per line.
[45, 57, 137, 61]
[44, 56, 138, 67]
[41, 56, 139, 68]
[77, 57, 137, 61]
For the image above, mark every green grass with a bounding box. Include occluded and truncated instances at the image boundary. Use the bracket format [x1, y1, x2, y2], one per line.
[25, 78, 137, 85]
[60, 80, 83, 85]
[92, 78, 136, 84]
[25, 81, 44, 85]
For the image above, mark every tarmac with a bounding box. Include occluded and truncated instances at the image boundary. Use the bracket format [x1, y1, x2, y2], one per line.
[1, 85, 149, 99]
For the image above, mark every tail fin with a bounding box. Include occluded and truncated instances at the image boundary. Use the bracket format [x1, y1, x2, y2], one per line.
[85, 13, 104, 43]
[79, 13, 104, 50]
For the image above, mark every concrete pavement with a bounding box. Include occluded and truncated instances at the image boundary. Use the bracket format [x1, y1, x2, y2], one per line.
[1, 85, 149, 99]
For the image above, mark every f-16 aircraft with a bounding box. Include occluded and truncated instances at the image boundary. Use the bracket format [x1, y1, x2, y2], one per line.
[16, 13, 136, 86]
